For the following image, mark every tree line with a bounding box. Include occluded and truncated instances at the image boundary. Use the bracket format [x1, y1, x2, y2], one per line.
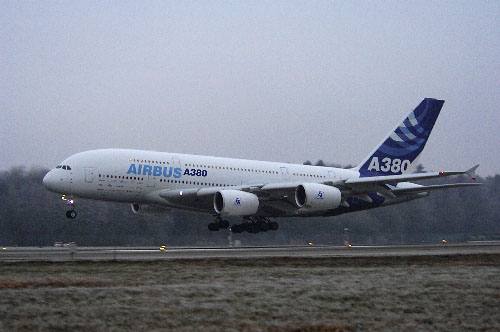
[0, 163, 498, 246]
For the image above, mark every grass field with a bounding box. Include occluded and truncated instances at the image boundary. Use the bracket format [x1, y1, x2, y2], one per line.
[1, 254, 499, 331]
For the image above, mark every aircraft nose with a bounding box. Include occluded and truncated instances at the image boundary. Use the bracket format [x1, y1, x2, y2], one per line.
[43, 170, 57, 192]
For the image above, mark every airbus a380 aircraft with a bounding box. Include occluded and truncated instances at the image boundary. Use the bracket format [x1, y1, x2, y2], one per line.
[43, 98, 481, 233]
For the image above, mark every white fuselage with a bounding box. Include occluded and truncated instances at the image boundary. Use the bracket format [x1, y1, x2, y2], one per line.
[43, 149, 420, 218]
[44, 149, 356, 202]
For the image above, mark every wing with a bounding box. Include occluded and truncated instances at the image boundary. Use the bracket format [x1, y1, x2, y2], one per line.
[144, 165, 481, 216]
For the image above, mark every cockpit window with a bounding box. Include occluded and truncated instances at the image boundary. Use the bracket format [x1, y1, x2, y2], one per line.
[57, 165, 72, 170]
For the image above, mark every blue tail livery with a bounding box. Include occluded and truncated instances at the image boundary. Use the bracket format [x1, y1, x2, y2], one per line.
[355, 98, 445, 177]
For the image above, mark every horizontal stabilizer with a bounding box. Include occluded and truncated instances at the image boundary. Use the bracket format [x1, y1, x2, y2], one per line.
[346, 164, 480, 186]
[392, 183, 483, 195]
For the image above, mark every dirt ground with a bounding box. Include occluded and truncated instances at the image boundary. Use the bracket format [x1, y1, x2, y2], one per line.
[1, 254, 499, 331]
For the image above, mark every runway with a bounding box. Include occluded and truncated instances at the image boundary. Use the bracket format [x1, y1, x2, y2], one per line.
[1, 243, 499, 330]
[1, 242, 499, 262]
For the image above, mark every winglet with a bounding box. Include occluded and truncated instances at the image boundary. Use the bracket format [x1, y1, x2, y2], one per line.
[466, 164, 480, 181]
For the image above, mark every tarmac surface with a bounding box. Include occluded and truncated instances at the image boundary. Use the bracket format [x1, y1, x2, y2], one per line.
[1, 243, 499, 331]
[1, 242, 499, 262]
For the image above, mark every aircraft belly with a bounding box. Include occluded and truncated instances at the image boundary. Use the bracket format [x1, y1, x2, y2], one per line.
[257, 200, 297, 217]
[159, 196, 213, 213]
[165, 200, 213, 213]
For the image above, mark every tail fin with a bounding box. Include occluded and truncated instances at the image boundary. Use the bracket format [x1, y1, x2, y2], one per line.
[355, 98, 445, 177]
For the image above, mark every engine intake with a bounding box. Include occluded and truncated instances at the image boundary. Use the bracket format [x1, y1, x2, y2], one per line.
[295, 183, 342, 210]
[214, 190, 259, 216]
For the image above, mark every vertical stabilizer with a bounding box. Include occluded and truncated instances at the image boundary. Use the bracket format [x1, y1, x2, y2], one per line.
[355, 98, 445, 177]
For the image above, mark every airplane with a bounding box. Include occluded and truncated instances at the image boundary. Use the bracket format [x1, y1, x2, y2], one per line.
[43, 98, 481, 233]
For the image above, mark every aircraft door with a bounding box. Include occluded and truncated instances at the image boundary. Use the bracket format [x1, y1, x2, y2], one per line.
[280, 167, 290, 181]
[85, 168, 95, 183]
[147, 175, 155, 188]
[172, 156, 181, 168]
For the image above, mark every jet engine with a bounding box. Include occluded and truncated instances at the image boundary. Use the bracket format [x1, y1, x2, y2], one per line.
[213, 190, 259, 216]
[131, 204, 170, 215]
[295, 183, 342, 210]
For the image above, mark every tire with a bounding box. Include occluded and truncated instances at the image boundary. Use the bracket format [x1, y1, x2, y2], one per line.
[66, 211, 72, 219]
[259, 221, 270, 232]
[208, 223, 219, 231]
[270, 221, 279, 231]
[70, 211, 77, 219]
[249, 223, 260, 234]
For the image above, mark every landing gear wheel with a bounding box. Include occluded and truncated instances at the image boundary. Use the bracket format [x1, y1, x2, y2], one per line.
[220, 219, 229, 228]
[258, 221, 270, 232]
[248, 223, 260, 233]
[208, 223, 219, 231]
[270, 221, 279, 231]
[66, 210, 77, 219]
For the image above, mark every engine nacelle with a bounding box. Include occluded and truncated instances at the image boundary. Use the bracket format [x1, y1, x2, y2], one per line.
[131, 204, 170, 215]
[295, 183, 342, 210]
[213, 190, 259, 216]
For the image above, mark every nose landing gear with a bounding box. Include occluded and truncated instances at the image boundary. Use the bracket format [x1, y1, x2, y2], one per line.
[62, 195, 77, 219]
[66, 210, 77, 219]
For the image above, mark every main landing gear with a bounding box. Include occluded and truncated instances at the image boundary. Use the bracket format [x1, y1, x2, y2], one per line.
[208, 216, 278, 233]
[230, 217, 278, 234]
[61, 195, 77, 219]
[208, 216, 229, 231]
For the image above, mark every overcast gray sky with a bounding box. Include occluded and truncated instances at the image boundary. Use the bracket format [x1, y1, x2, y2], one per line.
[1, 1, 499, 176]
